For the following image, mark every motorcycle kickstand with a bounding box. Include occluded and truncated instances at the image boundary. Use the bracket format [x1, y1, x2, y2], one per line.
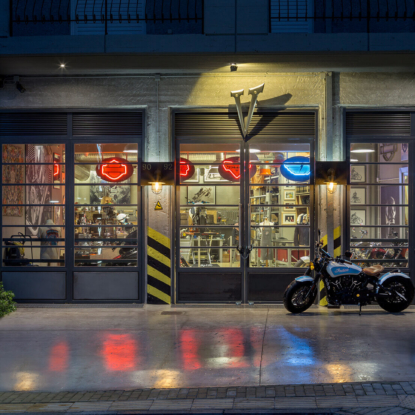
[358, 303, 362, 316]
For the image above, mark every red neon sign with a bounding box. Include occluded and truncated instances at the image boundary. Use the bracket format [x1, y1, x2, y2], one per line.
[179, 157, 195, 180]
[53, 163, 60, 178]
[219, 157, 256, 182]
[96, 157, 133, 183]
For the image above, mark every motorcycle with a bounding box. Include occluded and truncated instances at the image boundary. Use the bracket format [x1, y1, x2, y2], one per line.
[283, 230, 414, 314]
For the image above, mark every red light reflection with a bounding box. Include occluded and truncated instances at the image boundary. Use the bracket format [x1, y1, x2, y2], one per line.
[180, 330, 202, 370]
[49, 341, 69, 372]
[101, 334, 138, 371]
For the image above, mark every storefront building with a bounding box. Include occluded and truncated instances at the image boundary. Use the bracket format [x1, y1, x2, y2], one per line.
[1, 2, 415, 304]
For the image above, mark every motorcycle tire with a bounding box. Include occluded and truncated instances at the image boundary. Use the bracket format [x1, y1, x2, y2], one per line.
[283, 280, 316, 314]
[377, 277, 415, 313]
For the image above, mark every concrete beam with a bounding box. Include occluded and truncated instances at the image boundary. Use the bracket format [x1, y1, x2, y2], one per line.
[237, 0, 269, 35]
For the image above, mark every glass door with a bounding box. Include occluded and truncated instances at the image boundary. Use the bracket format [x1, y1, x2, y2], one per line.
[347, 141, 411, 274]
[176, 141, 244, 302]
[245, 139, 314, 302]
[175, 138, 314, 303]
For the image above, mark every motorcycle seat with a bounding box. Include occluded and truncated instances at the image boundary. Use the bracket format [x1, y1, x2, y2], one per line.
[362, 265, 384, 277]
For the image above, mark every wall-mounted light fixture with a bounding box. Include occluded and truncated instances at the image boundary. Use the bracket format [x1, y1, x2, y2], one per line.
[149, 181, 165, 194]
[315, 161, 348, 192]
[230, 63, 238, 72]
[325, 168, 337, 194]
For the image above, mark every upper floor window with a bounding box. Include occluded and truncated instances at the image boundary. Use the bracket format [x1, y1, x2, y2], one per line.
[71, 0, 146, 35]
[270, 0, 313, 33]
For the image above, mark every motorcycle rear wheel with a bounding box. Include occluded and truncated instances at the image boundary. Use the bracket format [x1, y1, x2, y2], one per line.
[283, 281, 316, 314]
[377, 277, 414, 313]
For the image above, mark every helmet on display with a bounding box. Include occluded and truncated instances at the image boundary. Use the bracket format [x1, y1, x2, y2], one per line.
[117, 213, 127, 221]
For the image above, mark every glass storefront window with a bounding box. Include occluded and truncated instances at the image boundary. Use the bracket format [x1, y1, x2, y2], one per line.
[348, 142, 409, 269]
[74, 143, 138, 267]
[2, 144, 66, 266]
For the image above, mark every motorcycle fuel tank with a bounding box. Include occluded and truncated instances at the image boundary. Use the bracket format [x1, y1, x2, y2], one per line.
[326, 261, 361, 278]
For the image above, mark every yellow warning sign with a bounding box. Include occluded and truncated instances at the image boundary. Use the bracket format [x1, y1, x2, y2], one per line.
[155, 201, 163, 211]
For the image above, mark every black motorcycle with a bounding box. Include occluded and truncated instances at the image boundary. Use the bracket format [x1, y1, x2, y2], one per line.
[284, 231, 414, 314]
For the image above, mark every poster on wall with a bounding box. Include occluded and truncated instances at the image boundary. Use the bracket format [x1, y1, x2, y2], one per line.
[2, 144, 24, 217]
[89, 171, 131, 205]
[380, 186, 401, 239]
[187, 186, 215, 204]
[25, 144, 53, 236]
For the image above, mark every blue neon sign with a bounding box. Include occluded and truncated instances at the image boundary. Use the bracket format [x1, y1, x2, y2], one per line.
[280, 156, 310, 182]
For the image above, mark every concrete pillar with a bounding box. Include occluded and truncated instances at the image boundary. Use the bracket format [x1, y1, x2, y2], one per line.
[0, 0, 10, 37]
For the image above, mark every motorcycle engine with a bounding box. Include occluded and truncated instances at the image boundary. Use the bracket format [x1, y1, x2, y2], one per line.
[330, 275, 362, 304]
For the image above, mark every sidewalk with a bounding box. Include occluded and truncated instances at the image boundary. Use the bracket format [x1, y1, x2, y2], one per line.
[1, 382, 415, 414]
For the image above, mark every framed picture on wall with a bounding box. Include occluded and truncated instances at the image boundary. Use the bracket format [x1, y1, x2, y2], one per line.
[187, 186, 215, 204]
[350, 188, 366, 204]
[284, 190, 295, 200]
[380, 185, 401, 239]
[350, 209, 366, 226]
[283, 203, 295, 211]
[350, 165, 366, 183]
[282, 213, 296, 224]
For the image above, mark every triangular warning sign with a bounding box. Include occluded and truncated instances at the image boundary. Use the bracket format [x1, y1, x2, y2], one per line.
[155, 201, 163, 211]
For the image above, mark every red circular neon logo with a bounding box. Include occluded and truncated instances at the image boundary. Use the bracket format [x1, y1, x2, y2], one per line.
[179, 157, 195, 180]
[218, 157, 256, 182]
[96, 157, 134, 183]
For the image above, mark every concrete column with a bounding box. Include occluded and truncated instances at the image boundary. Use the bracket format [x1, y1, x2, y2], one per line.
[0, 0, 10, 37]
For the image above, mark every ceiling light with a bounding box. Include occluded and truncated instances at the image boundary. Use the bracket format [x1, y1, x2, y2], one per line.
[236, 149, 260, 153]
[350, 149, 375, 153]
[123, 143, 138, 153]
[350, 159, 358, 162]
[230, 63, 238, 72]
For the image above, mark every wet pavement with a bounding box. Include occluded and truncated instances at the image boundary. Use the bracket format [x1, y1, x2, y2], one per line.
[1, 305, 415, 392]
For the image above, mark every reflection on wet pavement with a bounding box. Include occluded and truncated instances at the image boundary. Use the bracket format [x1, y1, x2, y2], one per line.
[1, 306, 415, 392]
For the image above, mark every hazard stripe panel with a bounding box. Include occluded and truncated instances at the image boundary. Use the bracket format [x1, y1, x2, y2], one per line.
[319, 226, 341, 306]
[147, 227, 171, 305]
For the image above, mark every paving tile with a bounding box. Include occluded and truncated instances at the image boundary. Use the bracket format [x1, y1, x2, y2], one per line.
[274, 397, 317, 408]
[356, 396, 400, 407]
[0, 404, 32, 413]
[26, 402, 73, 412]
[233, 398, 274, 409]
[191, 398, 234, 409]
[149, 399, 193, 411]
[109, 400, 153, 411]
[68, 401, 112, 412]
[316, 396, 359, 408]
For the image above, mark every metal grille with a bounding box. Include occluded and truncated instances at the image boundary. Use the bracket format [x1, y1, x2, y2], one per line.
[270, 0, 415, 32]
[12, 0, 203, 25]
[175, 112, 316, 138]
[72, 112, 143, 136]
[0, 113, 67, 136]
[346, 112, 411, 136]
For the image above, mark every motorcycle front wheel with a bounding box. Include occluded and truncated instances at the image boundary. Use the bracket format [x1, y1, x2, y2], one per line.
[377, 277, 415, 313]
[283, 281, 316, 314]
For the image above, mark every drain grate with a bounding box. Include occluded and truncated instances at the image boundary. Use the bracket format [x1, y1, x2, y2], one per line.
[161, 311, 185, 315]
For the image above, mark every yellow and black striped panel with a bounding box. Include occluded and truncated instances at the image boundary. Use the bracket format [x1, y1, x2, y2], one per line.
[319, 233, 329, 307]
[319, 226, 341, 307]
[147, 227, 171, 304]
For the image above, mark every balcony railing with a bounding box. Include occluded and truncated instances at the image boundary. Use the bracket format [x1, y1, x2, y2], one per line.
[270, 0, 415, 33]
[11, 0, 203, 35]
